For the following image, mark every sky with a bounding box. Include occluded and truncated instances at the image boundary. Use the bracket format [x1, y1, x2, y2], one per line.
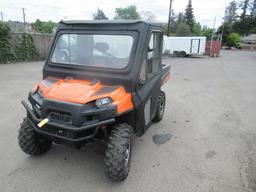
[0, 0, 233, 28]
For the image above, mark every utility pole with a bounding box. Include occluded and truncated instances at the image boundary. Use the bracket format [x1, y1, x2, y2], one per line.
[1, 12, 3, 22]
[167, 0, 173, 37]
[21, 8, 26, 27]
[209, 17, 216, 57]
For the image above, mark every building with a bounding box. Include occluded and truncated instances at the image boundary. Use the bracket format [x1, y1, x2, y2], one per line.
[240, 34, 256, 50]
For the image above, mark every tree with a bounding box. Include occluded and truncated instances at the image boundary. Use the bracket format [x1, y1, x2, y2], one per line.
[222, 1, 238, 44]
[114, 5, 140, 20]
[34, 19, 43, 33]
[224, 1, 238, 24]
[184, 0, 195, 32]
[34, 19, 55, 34]
[176, 23, 191, 36]
[202, 26, 214, 40]
[240, 0, 250, 22]
[232, 17, 252, 35]
[226, 32, 241, 47]
[42, 21, 55, 34]
[219, 0, 256, 41]
[164, 10, 178, 35]
[217, 23, 232, 44]
[92, 8, 108, 20]
[140, 11, 156, 21]
[250, 0, 256, 20]
[193, 22, 202, 36]
[230, 0, 256, 35]
[0, 22, 14, 63]
[15, 33, 39, 61]
[177, 12, 185, 24]
[250, 26, 256, 33]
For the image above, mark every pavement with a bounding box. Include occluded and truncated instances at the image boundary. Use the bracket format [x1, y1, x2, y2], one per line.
[0, 50, 256, 192]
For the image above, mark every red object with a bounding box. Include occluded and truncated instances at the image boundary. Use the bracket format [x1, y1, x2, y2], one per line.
[205, 41, 221, 57]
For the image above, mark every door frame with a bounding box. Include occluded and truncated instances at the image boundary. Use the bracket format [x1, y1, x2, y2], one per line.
[190, 38, 201, 54]
[135, 30, 163, 133]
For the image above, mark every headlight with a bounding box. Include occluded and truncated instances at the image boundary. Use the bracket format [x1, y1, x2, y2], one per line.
[95, 97, 112, 107]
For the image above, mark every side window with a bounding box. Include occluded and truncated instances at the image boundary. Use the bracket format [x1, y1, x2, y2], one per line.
[147, 32, 161, 75]
[139, 60, 147, 81]
[139, 32, 161, 83]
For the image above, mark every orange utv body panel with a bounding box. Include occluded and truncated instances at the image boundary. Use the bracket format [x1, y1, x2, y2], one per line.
[36, 77, 134, 114]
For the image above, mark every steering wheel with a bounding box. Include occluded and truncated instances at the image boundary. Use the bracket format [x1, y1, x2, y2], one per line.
[56, 49, 69, 62]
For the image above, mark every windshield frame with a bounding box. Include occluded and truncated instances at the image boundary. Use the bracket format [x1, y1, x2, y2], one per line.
[48, 30, 138, 72]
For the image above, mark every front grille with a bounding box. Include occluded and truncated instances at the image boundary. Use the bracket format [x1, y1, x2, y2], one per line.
[49, 112, 72, 124]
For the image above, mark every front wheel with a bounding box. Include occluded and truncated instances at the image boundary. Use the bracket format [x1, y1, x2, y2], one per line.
[152, 91, 166, 122]
[18, 118, 52, 156]
[104, 123, 132, 181]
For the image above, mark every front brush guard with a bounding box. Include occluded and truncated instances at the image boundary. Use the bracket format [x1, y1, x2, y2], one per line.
[21, 100, 115, 142]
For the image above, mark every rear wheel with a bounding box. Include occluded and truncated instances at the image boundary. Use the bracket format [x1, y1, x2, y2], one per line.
[104, 123, 132, 181]
[152, 91, 166, 122]
[179, 51, 187, 57]
[18, 118, 52, 156]
[173, 51, 179, 57]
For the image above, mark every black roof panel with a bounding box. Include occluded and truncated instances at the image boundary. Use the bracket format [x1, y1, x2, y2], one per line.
[59, 20, 162, 27]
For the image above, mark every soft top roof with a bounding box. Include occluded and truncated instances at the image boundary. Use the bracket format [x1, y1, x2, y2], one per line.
[59, 20, 163, 28]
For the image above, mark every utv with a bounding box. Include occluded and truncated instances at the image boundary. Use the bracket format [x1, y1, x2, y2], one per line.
[18, 20, 170, 181]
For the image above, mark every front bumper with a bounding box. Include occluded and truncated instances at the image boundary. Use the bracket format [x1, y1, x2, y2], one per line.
[22, 101, 115, 142]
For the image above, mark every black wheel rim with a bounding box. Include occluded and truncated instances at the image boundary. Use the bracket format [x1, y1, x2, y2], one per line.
[159, 98, 165, 116]
[124, 140, 131, 168]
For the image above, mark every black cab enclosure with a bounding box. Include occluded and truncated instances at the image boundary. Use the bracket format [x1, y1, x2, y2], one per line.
[43, 20, 170, 136]
[18, 20, 170, 181]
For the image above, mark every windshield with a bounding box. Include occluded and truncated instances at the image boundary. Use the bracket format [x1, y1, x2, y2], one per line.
[51, 33, 134, 69]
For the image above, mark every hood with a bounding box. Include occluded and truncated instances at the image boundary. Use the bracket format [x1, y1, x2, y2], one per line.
[36, 77, 134, 114]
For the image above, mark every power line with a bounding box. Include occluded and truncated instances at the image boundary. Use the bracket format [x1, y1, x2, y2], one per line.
[167, 0, 173, 37]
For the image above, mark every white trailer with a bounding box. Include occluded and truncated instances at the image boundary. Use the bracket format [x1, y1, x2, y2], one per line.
[163, 36, 206, 57]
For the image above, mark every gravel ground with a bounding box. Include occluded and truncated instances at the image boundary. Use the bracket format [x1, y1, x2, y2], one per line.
[0, 50, 255, 192]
